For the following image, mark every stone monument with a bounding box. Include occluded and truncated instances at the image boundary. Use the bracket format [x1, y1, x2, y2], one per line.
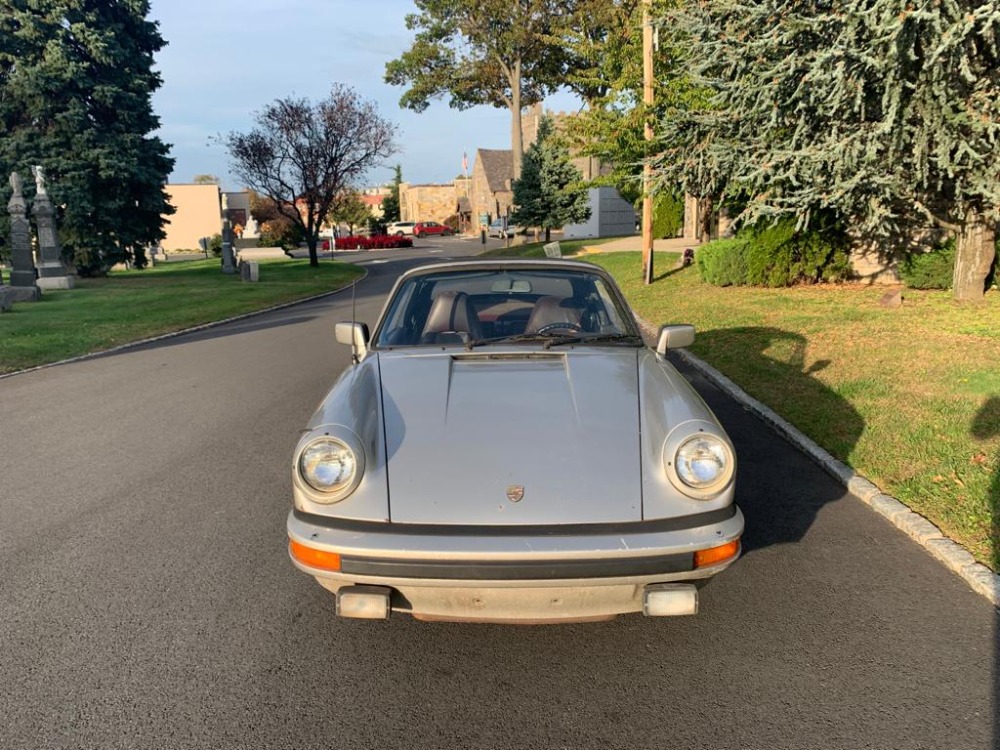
[220, 193, 236, 274]
[31, 166, 75, 290]
[6, 171, 41, 302]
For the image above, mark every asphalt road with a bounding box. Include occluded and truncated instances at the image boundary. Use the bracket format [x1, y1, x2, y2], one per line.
[0, 238, 995, 750]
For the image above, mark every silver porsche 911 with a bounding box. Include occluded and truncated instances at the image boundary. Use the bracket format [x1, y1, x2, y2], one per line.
[287, 259, 743, 623]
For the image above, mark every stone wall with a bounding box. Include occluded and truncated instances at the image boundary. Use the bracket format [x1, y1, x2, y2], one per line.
[401, 179, 471, 224]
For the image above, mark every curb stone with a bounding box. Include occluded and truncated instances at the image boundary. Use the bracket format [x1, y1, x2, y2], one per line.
[644, 325, 1000, 608]
[0, 268, 369, 382]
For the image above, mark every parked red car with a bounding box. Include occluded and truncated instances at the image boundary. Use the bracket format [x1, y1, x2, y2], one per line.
[413, 221, 452, 238]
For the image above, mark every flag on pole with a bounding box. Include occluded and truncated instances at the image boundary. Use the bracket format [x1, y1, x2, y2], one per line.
[462, 152, 468, 175]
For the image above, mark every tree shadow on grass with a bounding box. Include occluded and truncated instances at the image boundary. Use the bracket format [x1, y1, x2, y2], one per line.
[683, 326, 866, 553]
[653, 261, 696, 283]
[969, 397, 999, 749]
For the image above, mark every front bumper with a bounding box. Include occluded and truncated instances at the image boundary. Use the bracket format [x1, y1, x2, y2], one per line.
[287, 505, 744, 621]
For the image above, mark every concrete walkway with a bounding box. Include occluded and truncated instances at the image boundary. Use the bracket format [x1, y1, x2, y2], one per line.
[578, 235, 702, 253]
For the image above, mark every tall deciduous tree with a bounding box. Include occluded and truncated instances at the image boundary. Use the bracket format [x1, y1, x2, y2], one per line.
[511, 117, 591, 241]
[224, 85, 397, 266]
[552, 0, 641, 107]
[559, 1, 704, 207]
[0, 0, 174, 274]
[329, 190, 372, 236]
[248, 190, 303, 250]
[654, 0, 1000, 300]
[385, 0, 567, 179]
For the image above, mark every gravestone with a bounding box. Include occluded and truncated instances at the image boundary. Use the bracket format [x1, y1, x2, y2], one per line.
[239, 260, 259, 282]
[6, 171, 41, 302]
[879, 290, 904, 308]
[31, 166, 75, 290]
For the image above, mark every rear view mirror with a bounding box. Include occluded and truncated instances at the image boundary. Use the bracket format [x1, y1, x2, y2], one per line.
[656, 324, 695, 355]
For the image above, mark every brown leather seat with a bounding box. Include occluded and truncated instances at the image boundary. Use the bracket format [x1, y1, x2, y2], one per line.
[525, 296, 583, 333]
[420, 291, 483, 343]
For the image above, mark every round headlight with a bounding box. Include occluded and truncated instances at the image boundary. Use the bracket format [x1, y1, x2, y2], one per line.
[299, 438, 357, 493]
[675, 435, 730, 490]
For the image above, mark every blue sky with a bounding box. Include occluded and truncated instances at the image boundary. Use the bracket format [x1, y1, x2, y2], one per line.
[149, 0, 581, 190]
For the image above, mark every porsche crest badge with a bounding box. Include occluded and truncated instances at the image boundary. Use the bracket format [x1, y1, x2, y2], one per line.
[506, 485, 525, 503]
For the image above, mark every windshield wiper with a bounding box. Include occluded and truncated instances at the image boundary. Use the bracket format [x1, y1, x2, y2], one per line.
[464, 332, 644, 351]
[464, 332, 569, 350]
[541, 333, 644, 349]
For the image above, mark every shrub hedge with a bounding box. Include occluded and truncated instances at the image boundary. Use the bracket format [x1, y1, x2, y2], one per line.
[697, 218, 852, 287]
[899, 239, 955, 290]
[337, 235, 413, 250]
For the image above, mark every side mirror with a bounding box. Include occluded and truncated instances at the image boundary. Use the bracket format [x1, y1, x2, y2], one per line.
[335, 322, 370, 360]
[656, 324, 695, 355]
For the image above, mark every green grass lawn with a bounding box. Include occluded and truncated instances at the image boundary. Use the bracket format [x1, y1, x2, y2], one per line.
[0, 258, 364, 374]
[487, 241, 999, 567]
[584, 251, 999, 569]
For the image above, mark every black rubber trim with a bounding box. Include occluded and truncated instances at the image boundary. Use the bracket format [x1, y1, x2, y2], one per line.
[340, 552, 694, 580]
[293, 505, 736, 538]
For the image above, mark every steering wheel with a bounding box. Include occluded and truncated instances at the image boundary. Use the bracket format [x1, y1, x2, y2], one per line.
[534, 321, 584, 334]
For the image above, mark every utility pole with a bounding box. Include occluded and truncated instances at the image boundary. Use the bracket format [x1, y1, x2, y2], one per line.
[641, 0, 655, 285]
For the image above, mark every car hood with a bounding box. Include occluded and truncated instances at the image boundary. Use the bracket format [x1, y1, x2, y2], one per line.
[377, 349, 643, 525]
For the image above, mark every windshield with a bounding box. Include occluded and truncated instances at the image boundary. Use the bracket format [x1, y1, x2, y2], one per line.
[374, 267, 638, 347]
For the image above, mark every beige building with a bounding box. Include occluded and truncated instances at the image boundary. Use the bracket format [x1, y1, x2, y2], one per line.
[399, 178, 472, 226]
[161, 184, 222, 252]
[467, 104, 612, 230]
[469, 149, 515, 228]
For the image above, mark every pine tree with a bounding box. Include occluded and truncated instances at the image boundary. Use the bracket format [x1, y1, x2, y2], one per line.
[381, 165, 402, 224]
[511, 143, 546, 231]
[655, 0, 1000, 300]
[512, 117, 591, 241]
[0, 0, 175, 274]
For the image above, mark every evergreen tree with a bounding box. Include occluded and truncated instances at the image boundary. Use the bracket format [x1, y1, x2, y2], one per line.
[654, 0, 1000, 300]
[512, 117, 591, 241]
[382, 165, 402, 224]
[0, 0, 175, 274]
[512, 141, 545, 230]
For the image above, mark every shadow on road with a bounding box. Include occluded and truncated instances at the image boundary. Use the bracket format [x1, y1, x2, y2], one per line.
[682, 326, 865, 554]
[87, 267, 397, 361]
[969, 396, 999, 748]
[88, 313, 325, 359]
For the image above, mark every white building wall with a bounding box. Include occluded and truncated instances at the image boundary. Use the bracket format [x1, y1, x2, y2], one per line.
[563, 187, 637, 239]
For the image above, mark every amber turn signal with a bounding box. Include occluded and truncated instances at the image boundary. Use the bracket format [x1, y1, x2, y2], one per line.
[694, 539, 740, 569]
[289, 539, 342, 572]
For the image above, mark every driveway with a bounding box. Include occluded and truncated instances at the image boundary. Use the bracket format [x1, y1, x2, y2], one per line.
[0, 255, 994, 749]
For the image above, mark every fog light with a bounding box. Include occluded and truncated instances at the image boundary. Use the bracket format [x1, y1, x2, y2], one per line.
[643, 584, 698, 616]
[336, 586, 392, 620]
